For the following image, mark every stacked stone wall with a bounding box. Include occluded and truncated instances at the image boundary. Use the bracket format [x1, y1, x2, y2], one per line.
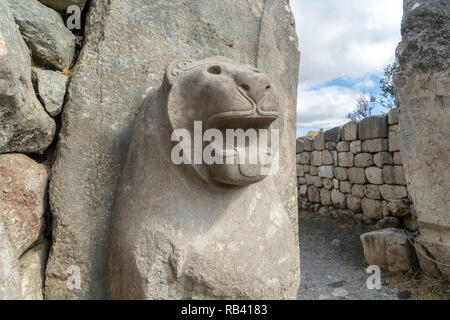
[297, 109, 419, 231]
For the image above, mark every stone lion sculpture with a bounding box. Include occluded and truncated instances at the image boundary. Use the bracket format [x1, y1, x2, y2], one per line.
[108, 57, 299, 299]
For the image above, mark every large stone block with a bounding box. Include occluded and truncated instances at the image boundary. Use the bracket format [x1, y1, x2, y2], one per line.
[350, 140, 362, 154]
[333, 167, 348, 181]
[0, 1, 55, 154]
[318, 166, 334, 179]
[296, 165, 304, 177]
[308, 186, 321, 203]
[331, 189, 346, 209]
[361, 139, 389, 153]
[352, 184, 365, 199]
[322, 178, 333, 190]
[321, 150, 334, 165]
[365, 167, 383, 185]
[347, 196, 362, 212]
[47, 0, 301, 299]
[348, 168, 366, 184]
[340, 181, 351, 194]
[374, 152, 393, 168]
[361, 229, 415, 273]
[395, 0, 450, 280]
[324, 126, 341, 142]
[364, 184, 381, 200]
[388, 108, 400, 125]
[341, 121, 358, 141]
[362, 198, 383, 220]
[389, 125, 400, 152]
[313, 132, 325, 151]
[379, 185, 408, 200]
[358, 115, 388, 140]
[354, 153, 373, 167]
[7, 0, 77, 71]
[338, 152, 354, 167]
[304, 138, 313, 151]
[336, 141, 350, 152]
[311, 151, 322, 166]
[393, 152, 403, 165]
[320, 188, 332, 206]
[298, 152, 311, 165]
[296, 140, 304, 153]
[383, 166, 406, 185]
[310, 166, 318, 176]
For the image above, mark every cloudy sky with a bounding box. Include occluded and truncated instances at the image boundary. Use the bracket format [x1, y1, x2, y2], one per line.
[290, 0, 403, 137]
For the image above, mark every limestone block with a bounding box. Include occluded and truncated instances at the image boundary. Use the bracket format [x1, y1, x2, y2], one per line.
[331, 190, 346, 209]
[374, 152, 394, 168]
[296, 165, 304, 177]
[365, 167, 384, 185]
[296, 140, 304, 154]
[341, 121, 358, 141]
[320, 188, 332, 206]
[304, 138, 314, 151]
[383, 166, 406, 185]
[313, 132, 325, 151]
[361, 139, 389, 153]
[334, 167, 348, 181]
[321, 150, 334, 165]
[322, 178, 333, 190]
[299, 185, 308, 197]
[326, 142, 336, 151]
[318, 166, 334, 179]
[298, 152, 311, 165]
[348, 168, 366, 184]
[336, 141, 350, 152]
[389, 125, 400, 152]
[362, 198, 383, 220]
[352, 184, 365, 199]
[379, 185, 408, 200]
[393, 152, 403, 165]
[340, 181, 352, 194]
[311, 151, 322, 166]
[347, 196, 362, 212]
[324, 126, 341, 142]
[310, 166, 318, 176]
[338, 152, 354, 167]
[358, 115, 388, 140]
[308, 186, 321, 203]
[350, 140, 362, 154]
[355, 153, 374, 167]
[332, 179, 339, 190]
[364, 184, 381, 200]
[388, 108, 400, 125]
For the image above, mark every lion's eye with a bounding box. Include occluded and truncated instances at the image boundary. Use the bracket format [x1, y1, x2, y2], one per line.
[207, 65, 222, 75]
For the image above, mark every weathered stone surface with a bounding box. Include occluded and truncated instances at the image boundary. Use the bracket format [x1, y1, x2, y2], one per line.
[393, 152, 403, 165]
[362, 198, 383, 220]
[388, 108, 400, 125]
[36, 70, 68, 116]
[394, 0, 450, 280]
[313, 132, 325, 151]
[348, 168, 366, 184]
[383, 166, 406, 185]
[340, 181, 351, 194]
[388, 200, 411, 218]
[320, 188, 332, 206]
[352, 184, 365, 199]
[364, 184, 381, 200]
[0, 1, 55, 154]
[358, 115, 388, 140]
[333, 167, 348, 181]
[318, 166, 334, 179]
[347, 196, 361, 212]
[299, 185, 308, 197]
[0, 220, 21, 300]
[388, 125, 400, 152]
[324, 126, 341, 142]
[332, 178, 339, 190]
[298, 152, 311, 165]
[296, 165, 304, 177]
[336, 141, 350, 152]
[303, 165, 310, 173]
[304, 138, 313, 151]
[321, 150, 334, 165]
[350, 140, 361, 154]
[322, 178, 333, 190]
[379, 185, 408, 200]
[338, 152, 353, 167]
[361, 139, 389, 153]
[341, 121, 358, 141]
[403, 216, 419, 232]
[331, 190, 346, 209]
[376, 217, 400, 229]
[0, 154, 47, 258]
[296, 140, 304, 154]
[354, 153, 373, 168]
[330, 150, 338, 166]
[360, 228, 415, 272]
[7, 0, 77, 71]
[48, 1, 301, 299]
[365, 167, 383, 185]
[374, 152, 393, 168]
[308, 186, 320, 204]
[19, 241, 48, 300]
[298, 177, 306, 185]
[326, 141, 336, 150]
[38, 0, 88, 12]
[311, 151, 322, 166]
[309, 166, 318, 176]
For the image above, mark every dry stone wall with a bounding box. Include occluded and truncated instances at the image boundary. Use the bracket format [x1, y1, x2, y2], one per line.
[297, 110, 419, 232]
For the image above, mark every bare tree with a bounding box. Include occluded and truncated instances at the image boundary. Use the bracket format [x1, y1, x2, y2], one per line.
[346, 92, 377, 121]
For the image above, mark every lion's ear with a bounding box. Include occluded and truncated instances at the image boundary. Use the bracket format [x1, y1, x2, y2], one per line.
[164, 59, 194, 87]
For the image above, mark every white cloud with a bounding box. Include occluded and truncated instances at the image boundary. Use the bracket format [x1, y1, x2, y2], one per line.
[291, 0, 403, 89]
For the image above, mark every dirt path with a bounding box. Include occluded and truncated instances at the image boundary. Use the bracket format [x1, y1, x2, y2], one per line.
[296, 210, 411, 300]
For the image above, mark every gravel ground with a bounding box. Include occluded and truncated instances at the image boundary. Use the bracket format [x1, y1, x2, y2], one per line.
[296, 210, 411, 300]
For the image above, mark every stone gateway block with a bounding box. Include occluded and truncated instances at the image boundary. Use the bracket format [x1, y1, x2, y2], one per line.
[358, 115, 388, 140]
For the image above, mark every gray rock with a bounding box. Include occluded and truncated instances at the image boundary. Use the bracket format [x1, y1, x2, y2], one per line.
[374, 152, 394, 168]
[304, 138, 314, 151]
[296, 140, 304, 153]
[331, 190, 346, 209]
[322, 178, 333, 190]
[47, 0, 301, 298]
[362, 198, 383, 220]
[403, 215, 419, 232]
[313, 132, 326, 151]
[38, 0, 88, 12]
[36, 69, 68, 116]
[393, 152, 403, 165]
[296, 165, 304, 177]
[340, 181, 351, 194]
[19, 241, 48, 300]
[0, 220, 21, 300]
[0, 1, 55, 154]
[361, 139, 389, 153]
[383, 166, 406, 185]
[321, 150, 334, 165]
[341, 121, 358, 141]
[309, 186, 321, 203]
[311, 176, 322, 188]
[336, 141, 350, 152]
[389, 125, 400, 152]
[360, 228, 415, 273]
[7, 0, 77, 71]
[394, 0, 450, 280]
[298, 152, 311, 165]
[310, 166, 318, 176]
[332, 178, 339, 190]
[379, 185, 408, 200]
[332, 287, 349, 298]
[348, 168, 366, 184]
[388, 108, 400, 125]
[388, 200, 411, 217]
[298, 177, 306, 185]
[324, 126, 341, 142]
[376, 217, 400, 229]
[350, 140, 361, 154]
[311, 151, 322, 166]
[365, 167, 384, 185]
[352, 184, 365, 199]
[321, 188, 332, 206]
[338, 152, 354, 167]
[318, 166, 334, 179]
[347, 196, 361, 212]
[318, 207, 330, 217]
[354, 153, 373, 167]
[358, 115, 388, 140]
[299, 185, 308, 197]
[334, 167, 348, 181]
[364, 184, 381, 200]
[326, 141, 336, 150]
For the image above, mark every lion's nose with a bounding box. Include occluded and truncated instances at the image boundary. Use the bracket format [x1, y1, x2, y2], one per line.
[235, 71, 271, 104]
